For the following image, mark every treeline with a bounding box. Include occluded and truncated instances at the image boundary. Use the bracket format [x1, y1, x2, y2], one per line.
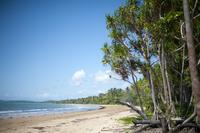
[54, 88, 126, 104]
[102, 0, 200, 132]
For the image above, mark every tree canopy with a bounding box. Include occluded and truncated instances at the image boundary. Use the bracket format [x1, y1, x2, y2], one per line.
[102, 0, 200, 132]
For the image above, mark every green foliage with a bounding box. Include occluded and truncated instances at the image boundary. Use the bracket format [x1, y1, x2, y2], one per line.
[55, 88, 126, 105]
[128, 78, 153, 113]
[137, 79, 153, 114]
[119, 115, 150, 125]
[102, 0, 200, 122]
[119, 116, 136, 125]
[102, 43, 131, 80]
[175, 102, 194, 119]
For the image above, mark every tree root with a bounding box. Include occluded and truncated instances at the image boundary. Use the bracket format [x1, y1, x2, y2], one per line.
[171, 111, 197, 132]
[172, 123, 200, 132]
[132, 117, 200, 133]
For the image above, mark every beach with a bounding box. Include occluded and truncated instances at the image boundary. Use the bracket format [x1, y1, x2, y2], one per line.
[0, 105, 136, 133]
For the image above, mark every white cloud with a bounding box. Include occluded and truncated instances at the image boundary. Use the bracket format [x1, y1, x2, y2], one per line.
[72, 69, 86, 86]
[94, 70, 111, 82]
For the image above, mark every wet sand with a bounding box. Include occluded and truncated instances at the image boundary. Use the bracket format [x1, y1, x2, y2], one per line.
[0, 105, 136, 133]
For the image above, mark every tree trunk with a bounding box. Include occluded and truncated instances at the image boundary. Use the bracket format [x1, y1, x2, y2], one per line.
[130, 69, 145, 113]
[180, 44, 185, 109]
[159, 42, 176, 115]
[146, 42, 158, 120]
[148, 69, 158, 119]
[164, 53, 176, 115]
[183, 0, 200, 123]
[120, 101, 147, 119]
[160, 118, 169, 133]
[159, 43, 169, 104]
[140, 32, 158, 120]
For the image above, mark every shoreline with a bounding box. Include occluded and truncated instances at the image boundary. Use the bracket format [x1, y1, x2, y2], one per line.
[0, 103, 101, 119]
[0, 105, 136, 133]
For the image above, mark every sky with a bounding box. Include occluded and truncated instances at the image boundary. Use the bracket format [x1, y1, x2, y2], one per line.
[0, 0, 129, 101]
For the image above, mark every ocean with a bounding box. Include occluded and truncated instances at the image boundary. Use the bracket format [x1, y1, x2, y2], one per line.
[0, 100, 100, 118]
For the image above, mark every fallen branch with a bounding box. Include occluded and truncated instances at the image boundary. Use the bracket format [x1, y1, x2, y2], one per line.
[133, 120, 160, 125]
[171, 118, 184, 125]
[170, 111, 197, 132]
[133, 124, 156, 133]
[133, 118, 187, 126]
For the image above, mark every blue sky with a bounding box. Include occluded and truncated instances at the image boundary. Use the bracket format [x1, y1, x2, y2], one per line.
[0, 0, 129, 101]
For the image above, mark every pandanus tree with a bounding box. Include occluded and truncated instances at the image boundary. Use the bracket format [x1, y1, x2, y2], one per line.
[102, 42, 148, 119]
[102, 0, 158, 120]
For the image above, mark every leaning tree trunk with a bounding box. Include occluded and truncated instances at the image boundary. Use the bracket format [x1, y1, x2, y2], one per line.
[145, 41, 158, 120]
[130, 69, 145, 113]
[148, 69, 158, 120]
[139, 32, 158, 120]
[163, 51, 176, 115]
[183, 0, 200, 123]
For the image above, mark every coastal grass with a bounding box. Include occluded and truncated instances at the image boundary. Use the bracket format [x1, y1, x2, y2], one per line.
[119, 116, 134, 125]
[119, 116, 135, 125]
[118, 115, 144, 125]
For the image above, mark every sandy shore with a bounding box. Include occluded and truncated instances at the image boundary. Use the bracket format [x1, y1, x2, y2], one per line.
[0, 105, 137, 133]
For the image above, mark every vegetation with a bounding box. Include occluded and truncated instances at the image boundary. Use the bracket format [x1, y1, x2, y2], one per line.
[119, 116, 138, 125]
[102, 0, 200, 132]
[54, 88, 126, 104]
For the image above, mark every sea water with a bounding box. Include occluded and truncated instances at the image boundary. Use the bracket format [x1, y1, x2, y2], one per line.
[0, 100, 100, 118]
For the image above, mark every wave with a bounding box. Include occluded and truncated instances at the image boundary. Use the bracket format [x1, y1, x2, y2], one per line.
[0, 105, 100, 118]
[0, 110, 23, 114]
[0, 108, 71, 114]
